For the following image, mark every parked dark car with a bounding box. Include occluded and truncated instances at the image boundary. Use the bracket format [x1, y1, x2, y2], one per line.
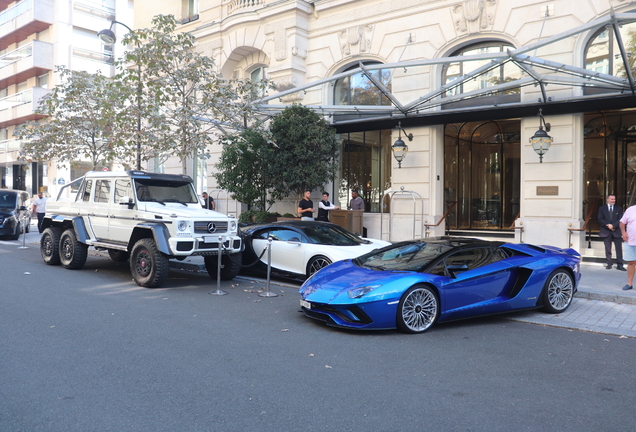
[0, 189, 31, 240]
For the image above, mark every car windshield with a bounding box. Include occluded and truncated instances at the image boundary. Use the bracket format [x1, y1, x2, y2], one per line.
[134, 179, 198, 204]
[301, 225, 364, 245]
[356, 241, 453, 271]
[0, 191, 17, 209]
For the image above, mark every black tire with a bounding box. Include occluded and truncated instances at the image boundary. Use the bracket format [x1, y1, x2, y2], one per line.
[41, 227, 62, 265]
[108, 249, 129, 262]
[204, 253, 242, 280]
[59, 229, 88, 270]
[129, 238, 169, 288]
[306, 255, 332, 277]
[24, 220, 29, 233]
[396, 285, 439, 334]
[540, 269, 574, 313]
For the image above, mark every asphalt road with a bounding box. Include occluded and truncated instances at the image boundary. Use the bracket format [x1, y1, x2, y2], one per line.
[1, 240, 635, 432]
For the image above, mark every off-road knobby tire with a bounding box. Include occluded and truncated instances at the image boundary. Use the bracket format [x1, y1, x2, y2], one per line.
[129, 238, 169, 288]
[59, 229, 88, 270]
[41, 227, 62, 265]
[204, 253, 242, 280]
[108, 249, 129, 262]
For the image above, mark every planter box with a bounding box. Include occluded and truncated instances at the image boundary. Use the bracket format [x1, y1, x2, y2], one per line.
[277, 217, 300, 221]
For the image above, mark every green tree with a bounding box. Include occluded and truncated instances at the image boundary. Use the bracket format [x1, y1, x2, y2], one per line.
[268, 104, 339, 200]
[117, 15, 270, 173]
[14, 66, 130, 169]
[214, 130, 276, 210]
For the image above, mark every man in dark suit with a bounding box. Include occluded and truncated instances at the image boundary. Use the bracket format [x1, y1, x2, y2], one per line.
[598, 194, 626, 270]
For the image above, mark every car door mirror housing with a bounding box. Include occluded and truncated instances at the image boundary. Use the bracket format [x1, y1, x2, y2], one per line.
[447, 263, 469, 278]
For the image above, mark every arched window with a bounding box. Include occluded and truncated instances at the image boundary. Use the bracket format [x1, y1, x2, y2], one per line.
[334, 62, 391, 106]
[442, 42, 520, 96]
[585, 21, 636, 77]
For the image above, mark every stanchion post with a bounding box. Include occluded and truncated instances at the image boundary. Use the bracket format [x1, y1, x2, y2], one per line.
[18, 218, 28, 250]
[209, 235, 228, 296]
[259, 237, 278, 298]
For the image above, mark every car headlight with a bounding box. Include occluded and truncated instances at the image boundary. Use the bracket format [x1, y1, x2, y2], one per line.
[348, 285, 381, 299]
[229, 220, 237, 232]
[177, 220, 188, 232]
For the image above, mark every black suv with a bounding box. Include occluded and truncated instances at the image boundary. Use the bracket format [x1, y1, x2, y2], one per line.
[0, 189, 31, 240]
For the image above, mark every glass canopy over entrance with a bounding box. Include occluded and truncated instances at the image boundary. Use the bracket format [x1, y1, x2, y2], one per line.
[254, 12, 636, 130]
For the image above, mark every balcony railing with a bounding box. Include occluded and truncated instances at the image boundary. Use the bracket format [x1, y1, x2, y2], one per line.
[226, 0, 265, 15]
[0, 86, 49, 128]
[0, 0, 53, 51]
[72, 47, 114, 64]
[0, 40, 53, 89]
[73, 1, 115, 20]
[0, 138, 22, 154]
[0, 44, 32, 70]
[0, 0, 33, 24]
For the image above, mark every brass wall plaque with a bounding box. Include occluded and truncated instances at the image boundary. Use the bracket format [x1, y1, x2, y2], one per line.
[536, 186, 558, 196]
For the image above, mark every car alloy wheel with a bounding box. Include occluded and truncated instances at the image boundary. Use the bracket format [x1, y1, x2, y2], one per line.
[307, 256, 332, 277]
[541, 269, 574, 313]
[397, 285, 439, 334]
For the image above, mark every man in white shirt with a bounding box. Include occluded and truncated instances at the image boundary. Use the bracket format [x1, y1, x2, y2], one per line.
[31, 191, 47, 233]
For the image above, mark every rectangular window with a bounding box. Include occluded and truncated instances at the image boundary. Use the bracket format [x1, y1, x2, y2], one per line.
[114, 179, 132, 203]
[81, 180, 93, 202]
[95, 180, 111, 203]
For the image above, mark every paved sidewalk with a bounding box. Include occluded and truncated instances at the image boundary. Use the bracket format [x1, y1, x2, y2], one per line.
[507, 262, 636, 338]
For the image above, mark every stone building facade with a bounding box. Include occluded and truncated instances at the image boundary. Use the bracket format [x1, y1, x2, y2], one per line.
[131, 0, 636, 250]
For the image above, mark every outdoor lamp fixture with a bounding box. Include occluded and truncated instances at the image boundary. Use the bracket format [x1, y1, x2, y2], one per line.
[98, 20, 142, 170]
[529, 108, 552, 163]
[392, 121, 413, 168]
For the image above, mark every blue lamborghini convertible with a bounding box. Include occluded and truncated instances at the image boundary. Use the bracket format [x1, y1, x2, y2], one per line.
[299, 237, 581, 333]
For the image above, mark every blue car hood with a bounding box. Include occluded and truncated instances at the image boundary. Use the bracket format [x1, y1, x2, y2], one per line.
[300, 260, 414, 303]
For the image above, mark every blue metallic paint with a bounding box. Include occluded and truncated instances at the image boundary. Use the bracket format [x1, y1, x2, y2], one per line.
[299, 240, 581, 332]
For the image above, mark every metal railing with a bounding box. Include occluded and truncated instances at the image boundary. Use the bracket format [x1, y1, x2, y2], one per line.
[424, 201, 456, 237]
[0, 89, 32, 111]
[510, 212, 524, 243]
[0, 138, 22, 154]
[0, 44, 33, 70]
[0, 0, 32, 27]
[568, 206, 595, 247]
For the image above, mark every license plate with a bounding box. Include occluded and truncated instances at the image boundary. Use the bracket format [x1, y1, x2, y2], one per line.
[300, 299, 311, 310]
[203, 235, 221, 244]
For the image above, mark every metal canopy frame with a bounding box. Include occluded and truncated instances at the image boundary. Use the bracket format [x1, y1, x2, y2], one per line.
[253, 12, 636, 128]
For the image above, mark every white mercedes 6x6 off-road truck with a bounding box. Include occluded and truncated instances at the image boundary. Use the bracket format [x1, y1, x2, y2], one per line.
[40, 171, 242, 288]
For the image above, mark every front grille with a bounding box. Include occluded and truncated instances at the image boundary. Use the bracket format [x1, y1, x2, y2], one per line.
[198, 240, 230, 249]
[308, 303, 373, 325]
[193, 221, 228, 234]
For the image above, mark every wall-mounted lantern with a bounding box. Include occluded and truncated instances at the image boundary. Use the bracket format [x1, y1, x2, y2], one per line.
[392, 121, 413, 168]
[529, 109, 552, 163]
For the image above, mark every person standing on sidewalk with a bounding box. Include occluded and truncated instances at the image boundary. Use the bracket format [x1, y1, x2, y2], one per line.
[31, 191, 47, 234]
[619, 204, 636, 290]
[297, 190, 315, 221]
[201, 192, 215, 210]
[598, 194, 626, 271]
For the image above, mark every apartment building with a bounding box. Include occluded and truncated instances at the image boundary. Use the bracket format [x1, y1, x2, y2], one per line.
[0, 0, 132, 196]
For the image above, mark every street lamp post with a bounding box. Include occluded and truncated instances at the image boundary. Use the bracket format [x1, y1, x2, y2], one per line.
[98, 21, 142, 170]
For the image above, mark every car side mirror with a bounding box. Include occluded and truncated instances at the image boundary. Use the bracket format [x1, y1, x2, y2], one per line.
[447, 263, 469, 278]
[287, 237, 301, 244]
[119, 196, 135, 209]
